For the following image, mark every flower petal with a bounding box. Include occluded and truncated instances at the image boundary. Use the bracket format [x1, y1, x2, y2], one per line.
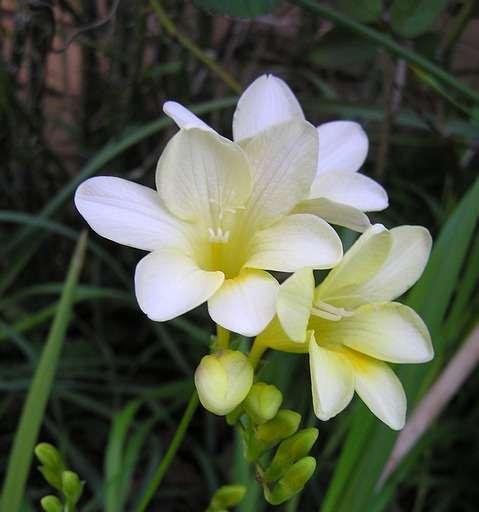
[318, 302, 433, 364]
[277, 268, 315, 343]
[163, 101, 214, 132]
[294, 197, 371, 232]
[309, 339, 354, 421]
[75, 176, 190, 251]
[156, 128, 251, 227]
[347, 349, 406, 430]
[245, 214, 343, 272]
[257, 317, 310, 354]
[208, 269, 279, 336]
[134, 249, 224, 321]
[316, 224, 392, 308]
[232, 74, 304, 141]
[310, 171, 388, 212]
[316, 121, 368, 175]
[356, 226, 432, 302]
[241, 121, 318, 228]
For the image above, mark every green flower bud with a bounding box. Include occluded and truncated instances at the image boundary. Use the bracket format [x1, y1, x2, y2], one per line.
[40, 495, 62, 512]
[195, 350, 253, 416]
[35, 443, 64, 471]
[264, 428, 319, 482]
[243, 382, 283, 425]
[265, 456, 316, 505]
[38, 466, 63, 492]
[61, 470, 83, 505]
[210, 484, 246, 509]
[256, 409, 301, 445]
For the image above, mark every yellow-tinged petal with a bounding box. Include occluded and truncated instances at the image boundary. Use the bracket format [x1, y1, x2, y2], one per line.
[134, 249, 224, 321]
[232, 74, 304, 141]
[316, 224, 392, 308]
[276, 268, 315, 343]
[240, 120, 318, 229]
[355, 225, 432, 302]
[309, 338, 354, 421]
[245, 214, 343, 272]
[256, 317, 310, 354]
[345, 348, 406, 430]
[309, 171, 388, 212]
[208, 269, 279, 337]
[163, 101, 214, 132]
[294, 197, 371, 232]
[316, 302, 433, 363]
[156, 128, 251, 227]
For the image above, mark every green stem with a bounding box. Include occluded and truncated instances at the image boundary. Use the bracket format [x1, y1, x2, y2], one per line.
[150, 0, 241, 93]
[134, 391, 199, 512]
[216, 325, 230, 350]
[293, 0, 479, 105]
[248, 338, 268, 370]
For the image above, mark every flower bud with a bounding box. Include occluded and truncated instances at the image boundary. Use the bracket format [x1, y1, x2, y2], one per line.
[61, 470, 83, 505]
[243, 382, 283, 425]
[40, 496, 62, 512]
[265, 456, 316, 505]
[256, 409, 301, 445]
[264, 428, 319, 482]
[35, 443, 64, 471]
[195, 350, 253, 416]
[210, 484, 246, 509]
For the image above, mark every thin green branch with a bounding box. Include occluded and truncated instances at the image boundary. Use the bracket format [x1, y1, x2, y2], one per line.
[134, 391, 200, 512]
[293, 0, 479, 105]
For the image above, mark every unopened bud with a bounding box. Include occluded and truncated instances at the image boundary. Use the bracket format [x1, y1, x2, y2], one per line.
[264, 428, 318, 482]
[38, 466, 63, 492]
[195, 350, 253, 416]
[35, 443, 64, 470]
[40, 495, 62, 512]
[61, 471, 83, 504]
[265, 456, 316, 505]
[256, 409, 301, 445]
[210, 484, 246, 509]
[243, 382, 283, 424]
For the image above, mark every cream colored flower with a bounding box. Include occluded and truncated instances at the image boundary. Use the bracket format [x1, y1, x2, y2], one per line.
[164, 74, 388, 232]
[258, 224, 433, 430]
[75, 122, 342, 336]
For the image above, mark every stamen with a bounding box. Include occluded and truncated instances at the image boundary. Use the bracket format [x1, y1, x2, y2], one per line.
[208, 227, 230, 244]
[311, 300, 353, 321]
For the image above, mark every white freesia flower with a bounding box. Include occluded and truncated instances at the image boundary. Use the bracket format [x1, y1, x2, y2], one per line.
[258, 224, 433, 430]
[75, 122, 343, 336]
[164, 74, 388, 233]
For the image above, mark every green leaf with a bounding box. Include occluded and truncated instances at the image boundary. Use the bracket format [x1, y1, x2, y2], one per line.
[193, 0, 281, 17]
[0, 233, 88, 512]
[390, 0, 449, 38]
[338, 0, 382, 23]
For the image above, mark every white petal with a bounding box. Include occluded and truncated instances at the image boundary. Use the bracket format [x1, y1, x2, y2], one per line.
[134, 250, 224, 321]
[277, 268, 315, 343]
[294, 197, 371, 232]
[357, 226, 432, 302]
[208, 269, 279, 337]
[240, 121, 318, 229]
[309, 339, 354, 421]
[310, 171, 388, 212]
[316, 224, 392, 308]
[318, 302, 433, 364]
[156, 128, 251, 228]
[75, 176, 189, 251]
[348, 350, 406, 430]
[246, 214, 342, 272]
[233, 74, 304, 141]
[163, 101, 214, 132]
[316, 121, 368, 175]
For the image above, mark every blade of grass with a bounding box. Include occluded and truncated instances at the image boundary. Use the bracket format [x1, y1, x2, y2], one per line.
[0, 232, 88, 512]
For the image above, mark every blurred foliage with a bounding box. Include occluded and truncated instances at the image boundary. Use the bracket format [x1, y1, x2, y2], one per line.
[1, 0, 479, 511]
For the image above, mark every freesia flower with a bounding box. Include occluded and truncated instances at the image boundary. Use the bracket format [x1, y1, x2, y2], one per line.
[75, 121, 343, 336]
[257, 224, 434, 430]
[164, 74, 388, 232]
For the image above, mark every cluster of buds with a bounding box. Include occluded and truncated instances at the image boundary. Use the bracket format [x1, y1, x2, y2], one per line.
[35, 443, 84, 512]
